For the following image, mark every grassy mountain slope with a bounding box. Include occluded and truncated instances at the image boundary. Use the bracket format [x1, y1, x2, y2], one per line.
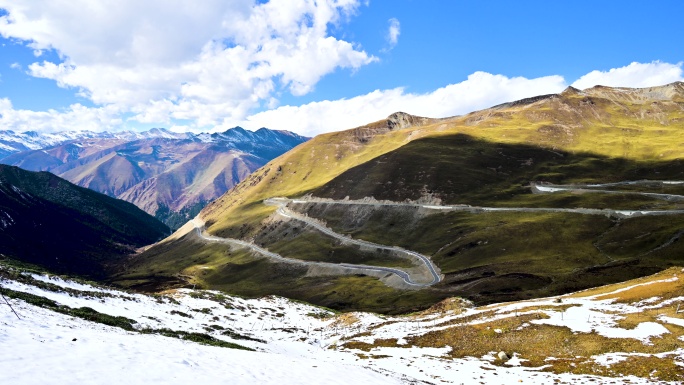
[201, 82, 684, 236]
[0, 165, 169, 277]
[312, 133, 684, 204]
[122, 82, 684, 313]
[236, 138, 683, 309]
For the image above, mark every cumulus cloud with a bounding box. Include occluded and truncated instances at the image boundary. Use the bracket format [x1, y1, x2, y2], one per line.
[572, 61, 683, 90]
[238, 72, 567, 136]
[0, 98, 123, 133]
[240, 61, 684, 137]
[0, 0, 375, 126]
[0, 69, 566, 136]
[386, 18, 400, 48]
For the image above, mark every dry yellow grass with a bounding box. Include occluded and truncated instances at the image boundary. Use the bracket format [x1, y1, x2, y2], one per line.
[409, 314, 683, 380]
[332, 313, 361, 327]
[339, 266, 684, 381]
[569, 267, 684, 302]
[342, 338, 399, 352]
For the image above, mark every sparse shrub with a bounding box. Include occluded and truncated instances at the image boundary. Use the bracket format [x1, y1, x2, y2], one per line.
[170, 310, 192, 318]
[141, 328, 254, 350]
[69, 307, 137, 330]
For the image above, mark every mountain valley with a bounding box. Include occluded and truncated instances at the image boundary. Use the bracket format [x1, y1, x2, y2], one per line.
[2, 84, 684, 384]
[3, 2, 683, 384]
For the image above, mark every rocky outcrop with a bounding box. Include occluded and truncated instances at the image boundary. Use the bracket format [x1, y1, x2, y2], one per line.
[386, 112, 432, 130]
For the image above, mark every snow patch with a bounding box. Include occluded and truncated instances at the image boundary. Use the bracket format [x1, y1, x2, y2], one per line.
[659, 316, 684, 327]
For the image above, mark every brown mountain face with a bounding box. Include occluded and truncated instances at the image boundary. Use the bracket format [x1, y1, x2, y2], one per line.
[0, 127, 309, 229]
[120, 149, 262, 214]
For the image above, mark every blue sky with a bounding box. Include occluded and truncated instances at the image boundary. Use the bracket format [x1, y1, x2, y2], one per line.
[0, 1, 682, 136]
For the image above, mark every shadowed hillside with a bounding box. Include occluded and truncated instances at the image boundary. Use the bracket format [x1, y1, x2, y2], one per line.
[0, 165, 169, 277]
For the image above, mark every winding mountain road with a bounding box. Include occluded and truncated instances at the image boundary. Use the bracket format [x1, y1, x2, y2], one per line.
[192, 220, 440, 287]
[269, 194, 684, 220]
[191, 180, 684, 289]
[532, 181, 684, 202]
[264, 199, 441, 285]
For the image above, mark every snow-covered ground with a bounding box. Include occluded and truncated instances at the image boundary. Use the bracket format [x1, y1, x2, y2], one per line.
[2, 267, 683, 384]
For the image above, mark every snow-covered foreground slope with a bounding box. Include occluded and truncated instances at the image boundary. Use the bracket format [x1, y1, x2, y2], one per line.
[1, 305, 396, 385]
[1, 264, 683, 384]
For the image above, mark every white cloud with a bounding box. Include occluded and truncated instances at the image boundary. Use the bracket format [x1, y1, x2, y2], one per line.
[240, 61, 684, 137]
[238, 71, 567, 136]
[386, 18, 400, 48]
[0, 98, 123, 133]
[9, 62, 20, 70]
[572, 61, 683, 90]
[2, 2, 678, 138]
[0, 0, 375, 126]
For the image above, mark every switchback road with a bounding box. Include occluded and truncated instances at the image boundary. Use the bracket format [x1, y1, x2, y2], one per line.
[264, 199, 441, 285]
[192, 219, 441, 287]
[191, 181, 684, 289]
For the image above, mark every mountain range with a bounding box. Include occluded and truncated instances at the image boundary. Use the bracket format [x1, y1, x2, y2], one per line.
[122, 82, 684, 313]
[2, 81, 684, 385]
[0, 127, 308, 229]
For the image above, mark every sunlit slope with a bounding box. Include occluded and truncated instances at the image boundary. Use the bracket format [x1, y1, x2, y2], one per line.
[7, 259, 684, 383]
[200, 113, 439, 236]
[311, 134, 684, 204]
[202, 82, 684, 235]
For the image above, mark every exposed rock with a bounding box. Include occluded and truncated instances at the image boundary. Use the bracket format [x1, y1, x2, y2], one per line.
[386, 112, 431, 130]
[583, 81, 684, 102]
[561, 86, 583, 96]
[1, 127, 309, 228]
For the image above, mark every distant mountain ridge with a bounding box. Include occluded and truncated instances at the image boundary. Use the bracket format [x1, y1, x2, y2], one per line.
[0, 126, 306, 158]
[0, 127, 309, 229]
[0, 127, 182, 158]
